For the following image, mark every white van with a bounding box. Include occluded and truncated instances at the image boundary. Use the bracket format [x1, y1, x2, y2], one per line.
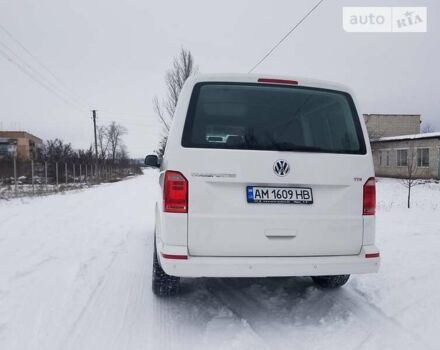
[145, 74, 380, 296]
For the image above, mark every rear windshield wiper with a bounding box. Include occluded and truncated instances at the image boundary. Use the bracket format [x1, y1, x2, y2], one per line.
[270, 142, 328, 152]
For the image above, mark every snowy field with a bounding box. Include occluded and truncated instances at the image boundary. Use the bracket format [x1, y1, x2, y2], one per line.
[0, 172, 439, 350]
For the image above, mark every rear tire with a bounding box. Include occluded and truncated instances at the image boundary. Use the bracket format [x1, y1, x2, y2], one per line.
[152, 239, 180, 297]
[312, 275, 350, 289]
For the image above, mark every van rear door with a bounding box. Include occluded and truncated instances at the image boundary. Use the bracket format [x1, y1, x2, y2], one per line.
[180, 82, 369, 257]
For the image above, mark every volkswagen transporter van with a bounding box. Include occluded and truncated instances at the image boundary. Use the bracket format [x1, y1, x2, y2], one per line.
[145, 74, 380, 296]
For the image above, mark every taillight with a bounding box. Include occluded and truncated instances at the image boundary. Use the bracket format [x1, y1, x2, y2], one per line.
[363, 177, 376, 216]
[163, 171, 188, 213]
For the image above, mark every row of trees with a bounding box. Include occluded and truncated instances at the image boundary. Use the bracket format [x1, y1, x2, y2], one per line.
[40, 121, 128, 165]
[0, 120, 137, 189]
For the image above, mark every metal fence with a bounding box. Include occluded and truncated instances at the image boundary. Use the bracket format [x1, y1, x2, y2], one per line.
[0, 159, 141, 199]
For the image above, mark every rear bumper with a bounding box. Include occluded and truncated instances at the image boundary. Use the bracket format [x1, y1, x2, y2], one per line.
[158, 243, 380, 278]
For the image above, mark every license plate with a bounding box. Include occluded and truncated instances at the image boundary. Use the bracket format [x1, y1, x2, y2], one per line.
[247, 186, 313, 204]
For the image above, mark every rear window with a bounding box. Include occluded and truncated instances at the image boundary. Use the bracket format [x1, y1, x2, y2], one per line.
[181, 83, 366, 154]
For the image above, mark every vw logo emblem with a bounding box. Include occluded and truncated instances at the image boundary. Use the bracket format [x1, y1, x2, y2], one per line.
[273, 160, 290, 176]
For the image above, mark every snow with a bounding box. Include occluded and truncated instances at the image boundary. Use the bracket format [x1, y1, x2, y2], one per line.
[374, 131, 440, 142]
[1, 172, 440, 349]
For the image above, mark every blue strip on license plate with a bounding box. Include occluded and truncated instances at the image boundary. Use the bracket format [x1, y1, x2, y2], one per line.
[247, 186, 313, 204]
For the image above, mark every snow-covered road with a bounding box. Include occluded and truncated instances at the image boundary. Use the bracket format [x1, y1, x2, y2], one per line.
[1, 172, 439, 350]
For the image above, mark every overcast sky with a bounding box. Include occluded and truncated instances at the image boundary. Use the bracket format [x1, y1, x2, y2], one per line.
[0, 0, 438, 157]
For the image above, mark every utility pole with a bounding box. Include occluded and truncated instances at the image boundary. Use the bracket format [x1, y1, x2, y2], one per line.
[92, 110, 98, 176]
[92, 110, 98, 159]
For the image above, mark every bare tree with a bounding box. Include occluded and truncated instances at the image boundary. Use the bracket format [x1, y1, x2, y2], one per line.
[77, 146, 94, 163]
[40, 139, 74, 163]
[153, 48, 197, 156]
[39, 139, 75, 179]
[106, 122, 127, 164]
[421, 122, 436, 133]
[97, 125, 109, 161]
[400, 145, 425, 208]
[115, 145, 129, 164]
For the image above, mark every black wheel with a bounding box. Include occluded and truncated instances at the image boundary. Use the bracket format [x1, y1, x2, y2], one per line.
[312, 275, 350, 289]
[152, 239, 180, 297]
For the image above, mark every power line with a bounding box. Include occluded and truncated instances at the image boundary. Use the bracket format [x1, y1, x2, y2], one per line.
[0, 46, 155, 121]
[98, 109, 156, 119]
[98, 114, 157, 122]
[96, 118, 159, 128]
[0, 23, 157, 125]
[0, 46, 87, 113]
[93, 109, 157, 123]
[248, 0, 326, 73]
[98, 118, 158, 125]
[0, 23, 89, 108]
[0, 39, 86, 111]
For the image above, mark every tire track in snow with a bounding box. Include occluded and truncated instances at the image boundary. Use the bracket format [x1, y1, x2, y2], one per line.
[206, 278, 434, 350]
[205, 278, 276, 347]
[60, 174, 157, 350]
[205, 277, 340, 348]
[12, 256, 58, 280]
[60, 233, 130, 348]
[348, 287, 435, 350]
